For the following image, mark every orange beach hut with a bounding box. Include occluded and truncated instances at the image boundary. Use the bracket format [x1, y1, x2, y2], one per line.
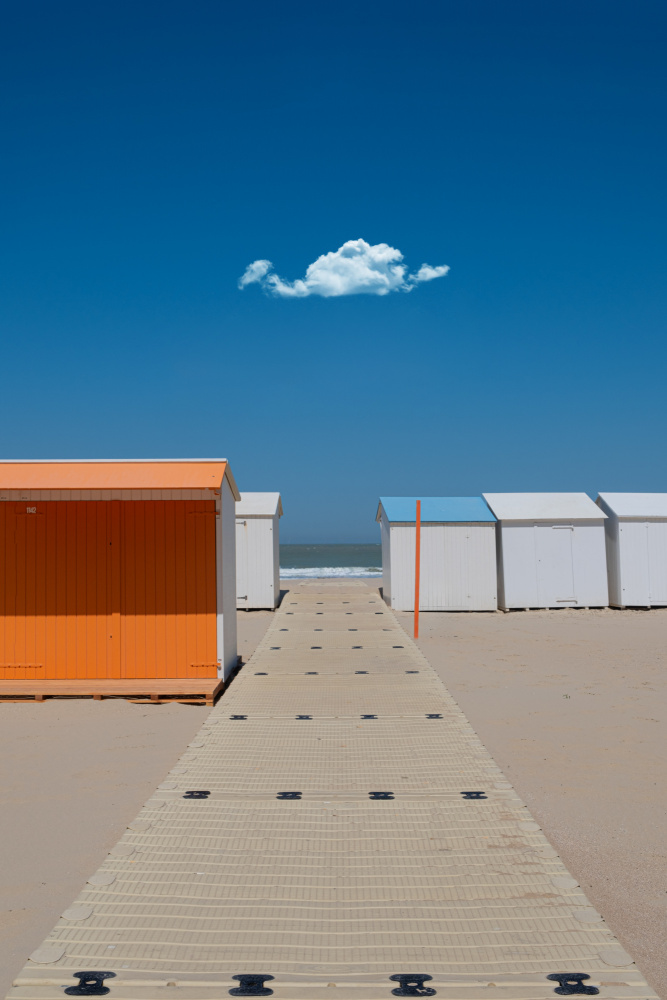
[0, 459, 240, 703]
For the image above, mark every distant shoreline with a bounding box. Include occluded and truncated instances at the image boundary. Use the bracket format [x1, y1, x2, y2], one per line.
[280, 571, 382, 580]
[280, 574, 381, 580]
[279, 543, 381, 578]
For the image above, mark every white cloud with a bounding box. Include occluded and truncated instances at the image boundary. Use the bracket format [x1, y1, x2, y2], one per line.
[412, 263, 451, 283]
[238, 259, 273, 288]
[238, 239, 449, 298]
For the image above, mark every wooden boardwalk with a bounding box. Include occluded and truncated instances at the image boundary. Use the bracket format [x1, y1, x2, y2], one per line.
[7, 581, 655, 1000]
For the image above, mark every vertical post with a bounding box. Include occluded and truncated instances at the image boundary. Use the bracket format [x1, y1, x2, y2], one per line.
[414, 499, 421, 639]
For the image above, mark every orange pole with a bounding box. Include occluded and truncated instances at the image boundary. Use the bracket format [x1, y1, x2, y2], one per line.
[414, 499, 421, 639]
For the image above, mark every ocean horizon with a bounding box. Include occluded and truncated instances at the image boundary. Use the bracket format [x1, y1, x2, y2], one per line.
[280, 543, 382, 578]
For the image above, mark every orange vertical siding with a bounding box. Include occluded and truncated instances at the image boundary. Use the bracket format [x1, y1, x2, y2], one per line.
[119, 500, 218, 678]
[0, 499, 218, 681]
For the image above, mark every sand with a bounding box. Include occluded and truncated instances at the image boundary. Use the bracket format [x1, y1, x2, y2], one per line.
[0, 608, 273, 995]
[396, 604, 667, 1000]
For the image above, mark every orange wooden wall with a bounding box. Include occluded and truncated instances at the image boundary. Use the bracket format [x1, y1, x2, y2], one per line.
[0, 500, 218, 680]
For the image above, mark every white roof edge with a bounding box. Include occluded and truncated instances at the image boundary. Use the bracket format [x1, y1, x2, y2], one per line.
[223, 465, 241, 502]
[236, 492, 283, 516]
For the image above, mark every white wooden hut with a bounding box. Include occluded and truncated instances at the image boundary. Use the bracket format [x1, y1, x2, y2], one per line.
[596, 493, 667, 607]
[376, 497, 497, 611]
[483, 493, 608, 610]
[236, 492, 283, 609]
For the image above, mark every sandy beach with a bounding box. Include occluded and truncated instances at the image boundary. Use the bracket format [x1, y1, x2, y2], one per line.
[397, 604, 667, 999]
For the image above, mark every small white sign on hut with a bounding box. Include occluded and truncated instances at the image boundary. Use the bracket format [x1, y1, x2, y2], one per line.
[596, 493, 667, 608]
[376, 497, 497, 611]
[236, 493, 283, 609]
[483, 493, 608, 610]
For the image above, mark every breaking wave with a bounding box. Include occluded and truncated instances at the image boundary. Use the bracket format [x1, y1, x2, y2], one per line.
[280, 566, 382, 578]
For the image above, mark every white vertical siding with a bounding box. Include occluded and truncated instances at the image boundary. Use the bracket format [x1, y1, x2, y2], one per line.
[219, 476, 238, 679]
[235, 514, 280, 609]
[497, 520, 608, 609]
[495, 520, 506, 610]
[568, 521, 608, 606]
[272, 513, 281, 605]
[597, 495, 667, 607]
[236, 520, 249, 607]
[496, 522, 538, 608]
[648, 521, 667, 603]
[389, 525, 416, 611]
[617, 521, 651, 605]
[379, 511, 392, 606]
[387, 522, 497, 611]
[535, 524, 576, 604]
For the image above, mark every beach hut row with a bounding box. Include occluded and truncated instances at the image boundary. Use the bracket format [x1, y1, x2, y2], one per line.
[0, 460, 282, 699]
[377, 493, 667, 612]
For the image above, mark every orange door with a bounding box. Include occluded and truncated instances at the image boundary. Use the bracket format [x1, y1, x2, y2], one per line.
[0, 501, 113, 679]
[0, 499, 218, 681]
[119, 500, 218, 679]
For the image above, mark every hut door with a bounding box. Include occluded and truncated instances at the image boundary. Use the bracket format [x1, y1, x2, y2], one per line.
[119, 500, 218, 679]
[648, 521, 667, 604]
[535, 523, 576, 605]
[0, 501, 114, 680]
[236, 519, 248, 607]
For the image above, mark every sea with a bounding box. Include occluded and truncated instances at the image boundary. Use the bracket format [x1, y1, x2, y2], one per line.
[280, 544, 382, 578]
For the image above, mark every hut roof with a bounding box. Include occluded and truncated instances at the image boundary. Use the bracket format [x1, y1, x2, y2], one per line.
[483, 492, 604, 521]
[597, 493, 667, 518]
[236, 492, 283, 517]
[377, 497, 495, 523]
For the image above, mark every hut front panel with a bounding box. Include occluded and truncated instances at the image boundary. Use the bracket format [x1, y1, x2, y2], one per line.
[0, 500, 114, 680]
[236, 519, 249, 608]
[499, 520, 608, 608]
[421, 523, 497, 610]
[388, 525, 417, 610]
[236, 516, 277, 609]
[387, 523, 497, 611]
[615, 520, 650, 606]
[534, 523, 576, 605]
[0, 499, 218, 681]
[496, 521, 540, 608]
[569, 520, 609, 606]
[120, 500, 218, 679]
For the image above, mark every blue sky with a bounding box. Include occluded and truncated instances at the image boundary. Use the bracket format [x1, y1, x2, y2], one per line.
[1, 1, 666, 541]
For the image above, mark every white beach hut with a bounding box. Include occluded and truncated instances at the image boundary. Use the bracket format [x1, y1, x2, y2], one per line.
[596, 493, 667, 607]
[483, 493, 608, 610]
[236, 492, 283, 610]
[376, 497, 497, 611]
